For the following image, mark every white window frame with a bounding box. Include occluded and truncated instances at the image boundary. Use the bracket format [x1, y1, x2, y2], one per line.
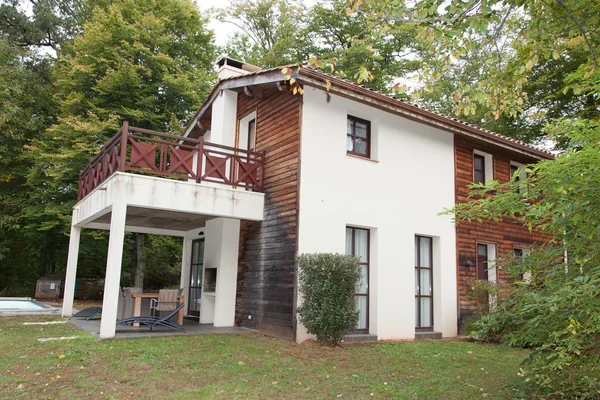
[514, 246, 532, 282]
[473, 150, 494, 183]
[238, 111, 257, 151]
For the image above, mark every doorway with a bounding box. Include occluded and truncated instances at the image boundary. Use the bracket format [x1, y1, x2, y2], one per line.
[188, 238, 205, 317]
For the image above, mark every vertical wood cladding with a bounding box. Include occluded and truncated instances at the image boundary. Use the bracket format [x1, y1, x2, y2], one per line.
[454, 137, 548, 324]
[235, 87, 301, 340]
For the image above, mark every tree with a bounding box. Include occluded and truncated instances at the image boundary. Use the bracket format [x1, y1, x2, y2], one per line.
[23, 0, 217, 288]
[0, 0, 89, 49]
[0, 38, 59, 293]
[217, 0, 312, 68]
[447, 119, 600, 397]
[307, 0, 422, 92]
[347, 0, 598, 142]
[360, 0, 600, 396]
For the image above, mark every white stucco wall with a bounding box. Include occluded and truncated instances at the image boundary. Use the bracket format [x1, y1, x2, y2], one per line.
[296, 87, 457, 341]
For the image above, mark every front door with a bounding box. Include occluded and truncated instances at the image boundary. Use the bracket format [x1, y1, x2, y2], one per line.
[188, 239, 205, 317]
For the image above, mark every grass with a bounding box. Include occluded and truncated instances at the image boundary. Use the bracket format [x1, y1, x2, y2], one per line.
[0, 316, 528, 399]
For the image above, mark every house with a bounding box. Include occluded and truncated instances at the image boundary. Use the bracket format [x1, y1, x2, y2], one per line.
[61, 57, 553, 341]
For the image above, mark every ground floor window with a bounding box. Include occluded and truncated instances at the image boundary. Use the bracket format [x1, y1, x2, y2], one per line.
[477, 243, 496, 281]
[514, 247, 531, 281]
[415, 236, 433, 330]
[345, 227, 369, 331]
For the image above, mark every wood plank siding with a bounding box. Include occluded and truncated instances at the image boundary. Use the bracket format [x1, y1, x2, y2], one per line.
[454, 137, 548, 328]
[235, 87, 301, 340]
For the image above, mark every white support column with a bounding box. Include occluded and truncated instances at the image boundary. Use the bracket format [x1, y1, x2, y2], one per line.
[210, 90, 238, 147]
[180, 236, 193, 315]
[99, 200, 127, 339]
[62, 215, 81, 317]
[203, 217, 240, 327]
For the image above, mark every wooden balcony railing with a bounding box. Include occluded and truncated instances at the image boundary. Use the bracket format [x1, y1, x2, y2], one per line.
[77, 122, 265, 201]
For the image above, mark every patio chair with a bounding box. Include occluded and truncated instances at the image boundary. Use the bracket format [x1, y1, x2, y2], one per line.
[150, 289, 180, 318]
[69, 306, 102, 321]
[116, 302, 185, 331]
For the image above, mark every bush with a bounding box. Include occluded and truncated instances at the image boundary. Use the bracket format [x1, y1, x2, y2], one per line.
[296, 253, 361, 344]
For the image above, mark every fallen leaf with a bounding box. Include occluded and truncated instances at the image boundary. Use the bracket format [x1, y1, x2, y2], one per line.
[58, 354, 65, 359]
[55, 375, 60, 379]
[238, 361, 246, 365]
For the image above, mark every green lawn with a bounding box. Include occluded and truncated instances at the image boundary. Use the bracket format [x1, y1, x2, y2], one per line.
[0, 316, 527, 399]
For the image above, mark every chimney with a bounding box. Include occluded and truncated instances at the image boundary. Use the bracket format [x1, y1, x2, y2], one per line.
[217, 57, 261, 80]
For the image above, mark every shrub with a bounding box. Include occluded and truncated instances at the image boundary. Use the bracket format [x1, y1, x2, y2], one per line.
[296, 253, 361, 344]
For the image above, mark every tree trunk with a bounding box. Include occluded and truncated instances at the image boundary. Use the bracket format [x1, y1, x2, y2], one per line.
[134, 233, 146, 289]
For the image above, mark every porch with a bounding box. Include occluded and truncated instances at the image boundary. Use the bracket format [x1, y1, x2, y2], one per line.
[70, 316, 254, 340]
[61, 123, 266, 339]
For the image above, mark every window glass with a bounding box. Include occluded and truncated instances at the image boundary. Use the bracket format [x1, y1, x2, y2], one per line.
[345, 228, 353, 255]
[420, 298, 432, 326]
[420, 269, 431, 295]
[355, 297, 368, 329]
[354, 139, 367, 155]
[355, 123, 368, 138]
[419, 237, 431, 267]
[474, 154, 485, 183]
[354, 229, 368, 263]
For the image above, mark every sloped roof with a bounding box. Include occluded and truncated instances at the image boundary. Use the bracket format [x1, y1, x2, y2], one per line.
[183, 64, 553, 160]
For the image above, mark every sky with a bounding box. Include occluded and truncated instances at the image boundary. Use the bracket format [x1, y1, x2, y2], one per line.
[196, 0, 239, 46]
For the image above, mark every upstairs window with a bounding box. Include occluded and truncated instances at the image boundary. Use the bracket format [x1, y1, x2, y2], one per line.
[511, 161, 527, 192]
[347, 116, 371, 158]
[474, 154, 486, 184]
[473, 150, 493, 184]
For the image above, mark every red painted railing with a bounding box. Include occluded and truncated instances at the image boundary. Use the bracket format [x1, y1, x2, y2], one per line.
[77, 122, 265, 200]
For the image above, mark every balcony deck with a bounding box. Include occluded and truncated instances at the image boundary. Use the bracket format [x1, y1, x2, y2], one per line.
[72, 123, 265, 235]
[78, 122, 264, 201]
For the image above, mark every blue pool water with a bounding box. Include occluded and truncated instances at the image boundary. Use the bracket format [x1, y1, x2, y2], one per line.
[0, 299, 46, 311]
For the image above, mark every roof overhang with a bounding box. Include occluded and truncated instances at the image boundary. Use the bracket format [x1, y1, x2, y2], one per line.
[182, 65, 553, 160]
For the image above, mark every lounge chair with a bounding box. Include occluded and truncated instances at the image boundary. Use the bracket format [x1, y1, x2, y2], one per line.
[69, 306, 102, 321]
[116, 302, 185, 331]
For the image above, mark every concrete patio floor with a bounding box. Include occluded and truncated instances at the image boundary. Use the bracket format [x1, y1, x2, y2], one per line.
[69, 316, 255, 340]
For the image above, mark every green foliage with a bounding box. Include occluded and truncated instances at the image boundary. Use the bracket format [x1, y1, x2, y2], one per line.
[296, 253, 361, 344]
[0, 0, 88, 49]
[447, 121, 600, 397]
[307, 0, 422, 92]
[1, 0, 213, 292]
[217, 0, 311, 68]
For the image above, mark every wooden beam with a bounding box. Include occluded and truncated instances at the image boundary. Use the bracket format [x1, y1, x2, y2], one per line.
[197, 118, 211, 131]
[243, 86, 264, 99]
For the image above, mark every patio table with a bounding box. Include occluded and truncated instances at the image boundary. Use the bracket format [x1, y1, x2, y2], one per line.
[131, 293, 184, 327]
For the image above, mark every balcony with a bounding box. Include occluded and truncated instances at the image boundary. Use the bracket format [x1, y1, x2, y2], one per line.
[78, 122, 265, 201]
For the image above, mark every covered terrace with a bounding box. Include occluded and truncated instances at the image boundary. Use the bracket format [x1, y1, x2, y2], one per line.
[62, 122, 265, 339]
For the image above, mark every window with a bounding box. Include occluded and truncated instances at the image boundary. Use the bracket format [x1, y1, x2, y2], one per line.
[347, 116, 371, 158]
[511, 161, 527, 192]
[473, 150, 493, 184]
[346, 227, 369, 331]
[514, 247, 532, 281]
[477, 244, 489, 280]
[247, 119, 256, 152]
[474, 154, 486, 183]
[415, 236, 433, 330]
[510, 164, 520, 182]
[476, 242, 496, 312]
